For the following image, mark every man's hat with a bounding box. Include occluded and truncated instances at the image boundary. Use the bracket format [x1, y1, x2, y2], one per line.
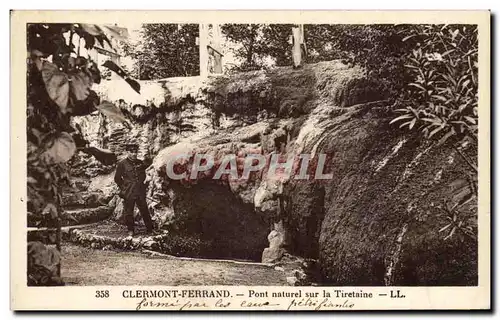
[124, 143, 139, 151]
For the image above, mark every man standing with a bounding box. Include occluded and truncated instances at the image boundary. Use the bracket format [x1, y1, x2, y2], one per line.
[114, 143, 154, 236]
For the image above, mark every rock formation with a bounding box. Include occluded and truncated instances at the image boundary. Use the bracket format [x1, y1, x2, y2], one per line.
[66, 60, 477, 286]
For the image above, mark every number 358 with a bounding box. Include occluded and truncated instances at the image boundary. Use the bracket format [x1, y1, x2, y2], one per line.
[95, 290, 110, 298]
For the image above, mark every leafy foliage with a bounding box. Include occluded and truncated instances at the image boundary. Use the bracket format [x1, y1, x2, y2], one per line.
[27, 23, 136, 285]
[220, 24, 265, 71]
[299, 24, 479, 241]
[221, 24, 294, 71]
[300, 24, 478, 241]
[27, 241, 63, 286]
[306, 25, 412, 97]
[221, 23, 410, 92]
[122, 24, 199, 79]
[260, 24, 296, 66]
[388, 25, 478, 241]
[391, 25, 478, 148]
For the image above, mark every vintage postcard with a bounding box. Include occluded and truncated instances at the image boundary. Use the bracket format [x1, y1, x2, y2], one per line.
[10, 10, 490, 311]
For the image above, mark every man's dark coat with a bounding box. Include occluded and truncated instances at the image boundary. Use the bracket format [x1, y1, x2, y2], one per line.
[114, 156, 154, 232]
[114, 157, 150, 199]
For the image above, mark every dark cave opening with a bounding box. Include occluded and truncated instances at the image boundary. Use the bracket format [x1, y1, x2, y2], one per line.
[163, 181, 271, 262]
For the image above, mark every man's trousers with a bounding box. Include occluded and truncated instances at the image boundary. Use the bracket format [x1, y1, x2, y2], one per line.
[123, 195, 154, 232]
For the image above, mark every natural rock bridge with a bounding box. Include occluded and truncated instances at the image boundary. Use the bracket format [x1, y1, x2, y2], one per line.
[30, 60, 477, 286]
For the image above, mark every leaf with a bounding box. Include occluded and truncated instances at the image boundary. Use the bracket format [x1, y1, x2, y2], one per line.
[399, 121, 413, 129]
[102, 60, 141, 94]
[42, 132, 77, 164]
[458, 74, 469, 84]
[464, 116, 476, 124]
[461, 79, 471, 90]
[429, 126, 444, 138]
[443, 73, 457, 87]
[421, 118, 439, 124]
[444, 227, 457, 240]
[402, 35, 416, 42]
[70, 90, 99, 116]
[439, 223, 452, 233]
[409, 83, 426, 92]
[451, 121, 468, 126]
[458, 135, 475, 147]
[125, 78, 141, 94]
[87, 61, 101, 84]
[30, 50, 45, 70]
[31, 49, 45, 58]
[394, 108, 409, 113]
[83, 32, 96, 49]
[27, 186, 45, 213]
[94, 36, 105, 47]
[99, 25, 130, 41]
[69, 71, 93, 101]
[408, 107, 420, 118]
[80, 24, 104, 36]
[404, 64, 419, 69]
[427, 69, 436, 80]
[40, 61, 69, 112]
[409, 118, 417, 130]
[390, 114, 413, 124]
[95, 101, 128, 123]
[432, 95, 448, 102]
[412, 48, 422, 59]
[27, 176, 38, 184]
[441, 49, 455, 57]
[102, 60, 127, 78]
[437, 128, 455, 146]
[75, 56, 88, 67]
[41, 203, 58, 219]
[98, 34, 114, 50]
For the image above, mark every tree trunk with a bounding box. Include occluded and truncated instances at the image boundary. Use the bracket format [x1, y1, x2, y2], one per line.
[246, 37, 254, 65]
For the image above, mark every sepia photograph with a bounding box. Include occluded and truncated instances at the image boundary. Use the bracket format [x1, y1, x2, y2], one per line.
[11, 10, 490, 311]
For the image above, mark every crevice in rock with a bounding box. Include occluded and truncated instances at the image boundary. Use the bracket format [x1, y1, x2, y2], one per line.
[384, 222, 409, 286]
[284, 182, 326, 260]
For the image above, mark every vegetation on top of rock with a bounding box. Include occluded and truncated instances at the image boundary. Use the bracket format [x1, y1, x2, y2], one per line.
[391, 25, 477, 153]
[390, 25, 478, 242]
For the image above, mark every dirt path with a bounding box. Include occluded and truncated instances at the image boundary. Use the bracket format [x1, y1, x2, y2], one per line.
[61, 243, 289, 286]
